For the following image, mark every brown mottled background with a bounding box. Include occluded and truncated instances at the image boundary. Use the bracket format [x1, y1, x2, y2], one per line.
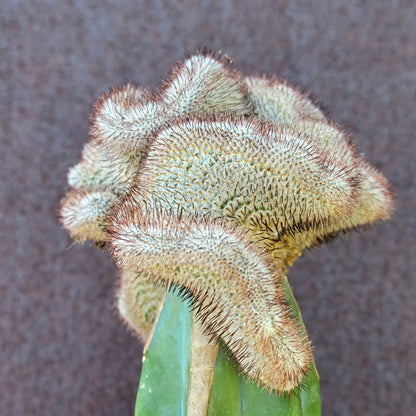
[1, 1, 415, 415]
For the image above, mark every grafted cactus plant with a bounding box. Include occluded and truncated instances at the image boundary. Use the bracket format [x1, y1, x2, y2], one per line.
[60, 51, 393, 415]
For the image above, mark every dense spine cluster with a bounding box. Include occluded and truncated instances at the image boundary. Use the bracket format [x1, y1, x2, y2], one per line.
[109, 209, 312, 391]
[60, 51, 393, 393]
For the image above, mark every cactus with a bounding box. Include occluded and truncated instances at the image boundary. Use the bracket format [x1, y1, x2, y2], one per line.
[60, 50, 393, 415]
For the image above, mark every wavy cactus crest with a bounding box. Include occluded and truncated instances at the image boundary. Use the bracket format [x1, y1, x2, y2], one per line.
[60, 51, 393, 393]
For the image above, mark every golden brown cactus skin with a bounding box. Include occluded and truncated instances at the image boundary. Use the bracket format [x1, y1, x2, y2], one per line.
[116, 268, 166, 341]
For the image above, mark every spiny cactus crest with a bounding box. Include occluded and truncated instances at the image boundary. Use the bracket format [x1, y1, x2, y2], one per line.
[60, 50, 393, 393]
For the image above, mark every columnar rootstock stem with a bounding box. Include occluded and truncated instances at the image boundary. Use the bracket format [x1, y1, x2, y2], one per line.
[188, 318, 219, 416]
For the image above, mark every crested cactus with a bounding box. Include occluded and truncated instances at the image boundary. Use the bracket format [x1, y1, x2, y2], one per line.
[60, 51, 393, 412]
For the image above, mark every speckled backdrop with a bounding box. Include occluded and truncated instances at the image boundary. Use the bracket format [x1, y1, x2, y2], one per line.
[1, 1, 415, 415]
